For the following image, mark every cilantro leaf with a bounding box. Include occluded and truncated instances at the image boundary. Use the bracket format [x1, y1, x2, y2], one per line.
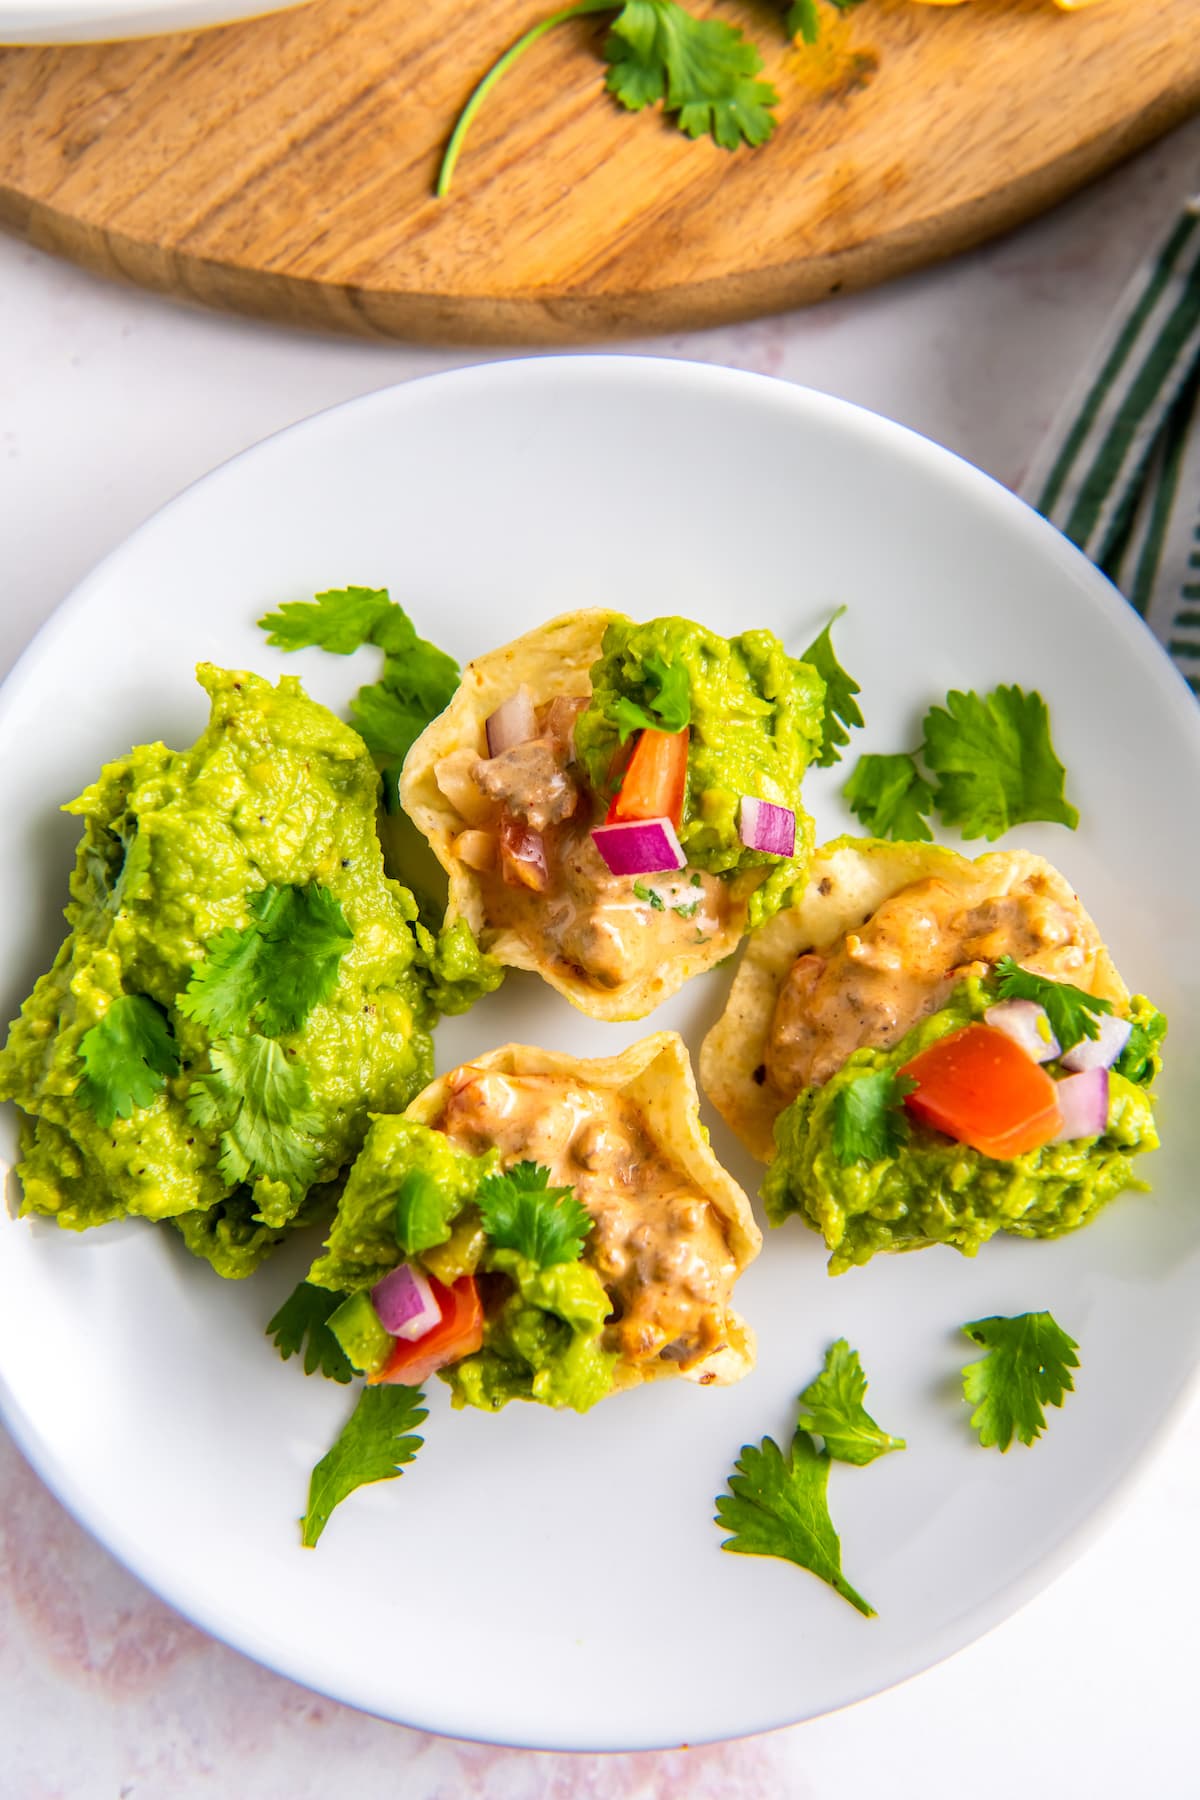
[267, 1281, 354, 1383]
[991, 956, 1113, 1054]
[77, 994, 180, 1129]
[1114, 1005, 1168, 1085]
[347, 684, 438, 762]
[476, 1162, 594, 1267]
[716, 1428, 875, 1616]
[784, 0, 820, 44]
[633, 879, 666, 910]
[798, 1340, 906, 1466]
[186, 1036, 324, 1197]
[922, 686, 1078, 840]
[605, 0, 777, 152]
[301, 1385, 427, 1547]
[843, 753, 934, 842]
[180, 885, 352, 1040]
[831, 1070, 915, 1166]
[961, 1311, 1079, 1451]
[611, 650, 693, 743]
[394, 1168, 458, 1258]
[258, 586, 397, 655]
[259, 584, 460, 764]
[800, 608, 864, 768]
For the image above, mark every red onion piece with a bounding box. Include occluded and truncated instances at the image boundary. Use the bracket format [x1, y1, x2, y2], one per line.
[1059, 1013, 1132, 1073]
[738, 797, 795, 859]
[371, 1264, 440, 1341]
[485, 686, 537, 757]
[499, 817, 549, 890]
[983, 999, 1060, 1063]
[1050, 1067, 1110, 1142]
[592, 817, 686, 877]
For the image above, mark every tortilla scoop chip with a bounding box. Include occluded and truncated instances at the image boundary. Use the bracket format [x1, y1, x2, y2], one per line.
[408, 1031, 760, 1391]
[700, 838, 1128, 1162]
[399, 609, 763, 1022]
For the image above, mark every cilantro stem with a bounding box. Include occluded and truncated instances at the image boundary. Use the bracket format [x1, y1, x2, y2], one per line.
[436, 0, 616, 197]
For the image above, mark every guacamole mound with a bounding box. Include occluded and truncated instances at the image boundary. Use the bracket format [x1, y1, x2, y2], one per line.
[0, 664, 500, 1276]
[308, 1114, 618, 1413]
[763, 982, 1165, 1273]
[574, 617, 825, 927]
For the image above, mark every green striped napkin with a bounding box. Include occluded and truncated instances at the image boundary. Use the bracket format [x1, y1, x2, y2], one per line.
[1020, 198, 1200, 697]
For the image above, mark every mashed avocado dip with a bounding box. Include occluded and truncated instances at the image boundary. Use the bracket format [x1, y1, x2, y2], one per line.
[763, 978, 1164, 1272]
[308, 1115, 618, 1413]
[0, 664, 499, 1277]
[574, 616, 826, 927]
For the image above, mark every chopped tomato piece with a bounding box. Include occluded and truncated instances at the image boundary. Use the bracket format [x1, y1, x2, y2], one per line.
[371, 1275, 484, 1387]
[606, 727, 689, 829]
[900, 1022, 1063, 1160]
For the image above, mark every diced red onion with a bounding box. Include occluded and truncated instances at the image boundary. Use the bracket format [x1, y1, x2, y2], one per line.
[983, 999, 1060, 1063]
[738, 797, 795, 859]
[592, 817, 686, 877]
[1059, 1013, 1132, 1073]
[485, 686, 537, 757]
[1050, 1067, 1110, 1142]
[371, 1264, 441, 1341]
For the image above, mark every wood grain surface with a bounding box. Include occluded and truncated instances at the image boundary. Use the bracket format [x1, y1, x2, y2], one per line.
[0, 0, 1196, 344]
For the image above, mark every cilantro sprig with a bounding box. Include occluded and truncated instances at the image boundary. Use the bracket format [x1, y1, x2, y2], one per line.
[831, 1069, 915, 1167]
[476, 1162, 594, 1267]
[845, 685, 1078, 843]
[800, 608, 864, 769]
[611, 649, 692, 743]
[179, 884, 352, 1040]
[960, 1311, 1079, 1451]
[267, 1281, 354, 1384]
[76, 994, 180, 1129]
[798, 1340, 906, 1466]
[259, 586, 460, 766]
[186, 1035, 324, 1197]
[301, 1384, 427, 1547]
[437, 0, 778, 197]
[991, 956, 1113, 1054]
[716, 1420, 875, 1616]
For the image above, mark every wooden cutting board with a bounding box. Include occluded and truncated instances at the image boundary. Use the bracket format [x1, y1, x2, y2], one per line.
[0, 0, 1196, 344]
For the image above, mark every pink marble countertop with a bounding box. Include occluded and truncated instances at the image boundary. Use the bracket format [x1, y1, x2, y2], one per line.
[2, 115, 1199, 1798]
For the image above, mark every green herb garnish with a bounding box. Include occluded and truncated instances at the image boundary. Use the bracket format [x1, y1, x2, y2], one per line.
[301, 1385, 427, 1547]
[800, 608, 864, 769]
[960, 1311, 1079, 1451]
[267, 1281, 354, 1384]
[830, 1069, 915, 1166]
[991, 957, 1113, 1054]
[186, 1035, 324, 1197]
[76, 994, 180, 1129]
[716, 1422, 875, 1616]
[476, 1161, 594, 1267]
[844, 684, 1077, 842]
[179, 884, 351, 1039]
[798, 1340, 906, 1466]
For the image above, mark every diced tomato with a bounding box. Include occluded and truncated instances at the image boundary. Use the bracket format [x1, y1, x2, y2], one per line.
[900, 1022, 1064, 1160]
[606, 727, 689, 830]
[498, 815, 549, 891]
[370, 1275, 484, 1387]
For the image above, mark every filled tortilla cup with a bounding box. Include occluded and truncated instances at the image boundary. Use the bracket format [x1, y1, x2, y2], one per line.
[700, 837, 1164, 1272]
[701, 838, 1128, 1162]
[400, 609, 820, 1022]
[308, 1031, 761, 1409]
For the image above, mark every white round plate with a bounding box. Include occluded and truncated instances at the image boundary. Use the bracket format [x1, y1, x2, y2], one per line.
[0, 357, 1196, 1752]
[0, 0, 306, 46]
